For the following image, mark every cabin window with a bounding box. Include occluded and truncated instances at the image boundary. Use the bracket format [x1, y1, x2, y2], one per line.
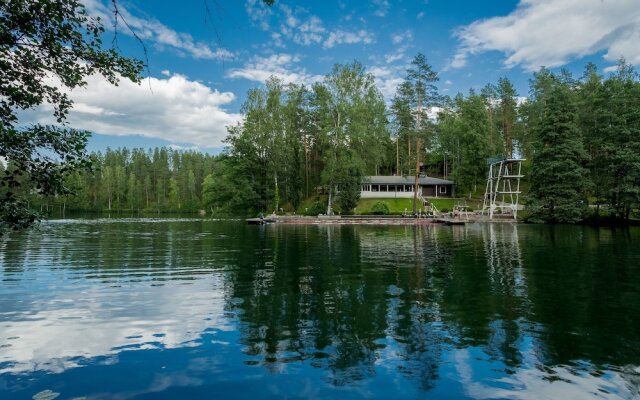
[440, 186, 447, 194]
[372, 185, 379, 192]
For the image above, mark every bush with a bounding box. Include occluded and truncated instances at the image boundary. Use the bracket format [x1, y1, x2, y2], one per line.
[305, 200, 326, 216]
[440, 208, 450, 213]
[371, 201, 390, 215]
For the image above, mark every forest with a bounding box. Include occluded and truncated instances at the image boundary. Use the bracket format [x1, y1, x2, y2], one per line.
[3, 55, 639, 223]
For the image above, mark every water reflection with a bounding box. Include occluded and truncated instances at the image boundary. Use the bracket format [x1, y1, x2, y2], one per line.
[0, 220, 639, 399]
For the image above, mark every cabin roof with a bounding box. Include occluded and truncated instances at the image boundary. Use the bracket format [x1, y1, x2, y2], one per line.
[364, 176, 454, 185]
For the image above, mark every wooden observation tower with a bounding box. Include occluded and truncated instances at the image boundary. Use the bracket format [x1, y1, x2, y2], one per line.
[482, 157, 525, 220]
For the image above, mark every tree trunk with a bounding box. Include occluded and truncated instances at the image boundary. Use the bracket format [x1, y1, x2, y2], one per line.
[327, 183, 333, 215]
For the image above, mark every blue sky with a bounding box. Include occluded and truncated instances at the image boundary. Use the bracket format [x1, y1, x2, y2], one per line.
[25, 0, 640, 153]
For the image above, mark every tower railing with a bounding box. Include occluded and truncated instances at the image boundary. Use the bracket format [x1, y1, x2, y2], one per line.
[482, 158, 525, 220]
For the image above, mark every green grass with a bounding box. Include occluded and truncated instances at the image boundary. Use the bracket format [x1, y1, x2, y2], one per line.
[355, 197, 457, 214]
[294, 195, 472, 215]
[295, 195, 328, 214]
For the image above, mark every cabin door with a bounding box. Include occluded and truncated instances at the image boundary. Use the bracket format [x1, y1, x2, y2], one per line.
[422, 186, 435, 197]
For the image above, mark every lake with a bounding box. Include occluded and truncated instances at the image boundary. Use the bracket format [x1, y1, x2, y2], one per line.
[1, 219, 639, 399]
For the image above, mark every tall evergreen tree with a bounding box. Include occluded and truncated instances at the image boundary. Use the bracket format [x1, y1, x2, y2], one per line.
[496, 78, 518, 158]
[399, 53, 440, 212]
[529, 85, 590, 223]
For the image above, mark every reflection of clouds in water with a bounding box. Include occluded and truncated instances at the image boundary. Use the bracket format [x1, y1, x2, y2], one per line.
[0, 276, 230, 374]
[455, 348, 638, 400]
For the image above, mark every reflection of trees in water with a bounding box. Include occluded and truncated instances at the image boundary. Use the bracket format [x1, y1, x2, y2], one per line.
[228, 225, 464, 388]
[0, 220, 250, 284]
[523, 225, 640, 367]
[5, 221, 638, 391]
[410, 223, 537, 373]
[0, 232, 27, 277]
[229, 225, 387, 384]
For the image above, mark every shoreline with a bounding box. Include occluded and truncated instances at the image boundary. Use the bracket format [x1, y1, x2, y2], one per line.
[260, 215, 520, 225]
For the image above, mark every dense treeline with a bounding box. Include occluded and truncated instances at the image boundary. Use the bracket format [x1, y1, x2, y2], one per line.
[2, 56, 638, 222]
[3, 147, 219, 213]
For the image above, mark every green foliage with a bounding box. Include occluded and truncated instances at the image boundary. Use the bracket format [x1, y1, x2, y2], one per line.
[528, 84, 590, 223]
[438, 93, 491, 195]
[27, 147, 219, 214]
[314, 61, 388, 214]
[305, 200, 326, 216]
[579, 61, 640, 220]
[356, 198, 456, 215]
[390, 54, 440, 177]
[0, 0, 142, 230]
[370, 201, 390, 215]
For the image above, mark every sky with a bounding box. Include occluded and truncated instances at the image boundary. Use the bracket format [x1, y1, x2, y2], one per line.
[22, 0, 640, 153]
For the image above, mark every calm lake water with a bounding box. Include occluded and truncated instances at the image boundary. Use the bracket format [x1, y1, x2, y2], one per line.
[1, 219, 639, 399]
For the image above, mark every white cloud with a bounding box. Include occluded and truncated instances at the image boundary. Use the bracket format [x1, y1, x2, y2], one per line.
[23, 73, 241, 148]
[385, 30, 413, 64]
[227, 53, 323, 86]
[245, 0, 273, 31]
[82, 0, 233, 60]
[604, 65, 619, 73]
[391, 30, 413, 45]
[324, 29, 375, 48]
[293, 16, 326, 45]
[278, 5, 326, 46]
[248, 2, 327, 46]
[417, 12, 425, 20]
[384, 50, 406, 64]
[452, 0, 640, 71]
[373, 0, 390, 17]
[368, 66, 405, 100]
[247, 1, 376, 50]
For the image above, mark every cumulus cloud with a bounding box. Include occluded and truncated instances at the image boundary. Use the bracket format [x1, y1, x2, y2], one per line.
[451, 0, 640, 71]
[368, 66, 405, 100]
[82, 0, 233, 60]
[227, 53, 324, 86]
[324, 29, 375, 48]
[23, 74, 241, 148]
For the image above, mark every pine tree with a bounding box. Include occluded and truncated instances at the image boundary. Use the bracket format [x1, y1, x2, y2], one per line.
[529, 85, 590, 223]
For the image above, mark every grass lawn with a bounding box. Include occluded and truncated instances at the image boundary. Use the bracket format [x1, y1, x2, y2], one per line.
[294, 195, 484, 215]
[356, 197, 457, 214]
